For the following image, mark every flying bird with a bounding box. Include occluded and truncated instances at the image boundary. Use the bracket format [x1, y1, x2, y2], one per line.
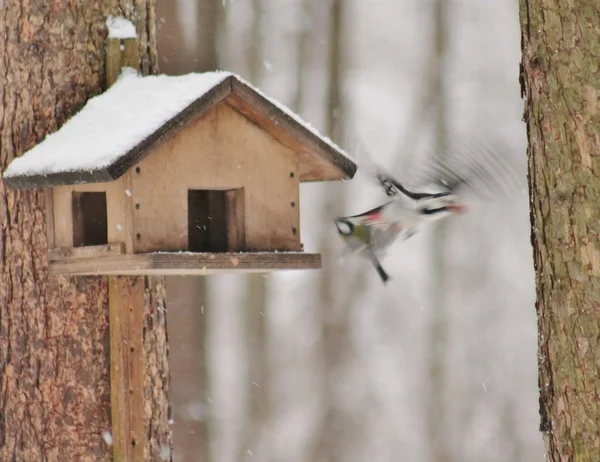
[334, 140, 522, 283]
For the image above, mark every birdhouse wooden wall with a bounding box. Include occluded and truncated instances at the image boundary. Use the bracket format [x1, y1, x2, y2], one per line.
[48, 101, 302, 255]
[51, 177, 132, 251]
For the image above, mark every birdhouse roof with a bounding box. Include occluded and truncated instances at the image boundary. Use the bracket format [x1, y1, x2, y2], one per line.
[3, 69, 357, 189]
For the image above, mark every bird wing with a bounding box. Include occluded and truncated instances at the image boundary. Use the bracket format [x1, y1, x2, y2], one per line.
[408, 139, 524, 198]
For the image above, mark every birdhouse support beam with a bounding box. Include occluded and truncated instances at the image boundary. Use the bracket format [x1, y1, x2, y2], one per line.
[109, 277, 145, 461]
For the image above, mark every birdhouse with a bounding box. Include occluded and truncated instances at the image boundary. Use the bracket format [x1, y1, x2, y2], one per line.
[3, 70, 356, 275]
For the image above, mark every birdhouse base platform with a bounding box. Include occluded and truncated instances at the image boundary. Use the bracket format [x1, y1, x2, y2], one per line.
[47, 245, 321, 276]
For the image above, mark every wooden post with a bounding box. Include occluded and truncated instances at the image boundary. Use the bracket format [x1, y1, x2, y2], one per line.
[106, 35, 144, 462]
[109, 277, 145, 461]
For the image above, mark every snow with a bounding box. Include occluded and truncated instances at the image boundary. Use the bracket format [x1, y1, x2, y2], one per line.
[3, 69, 352, 180]
[106, 16, 137, 39]
[3, 69, 230, 178]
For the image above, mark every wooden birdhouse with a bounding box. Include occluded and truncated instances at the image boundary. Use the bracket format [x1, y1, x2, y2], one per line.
[3, 70, 356, 275]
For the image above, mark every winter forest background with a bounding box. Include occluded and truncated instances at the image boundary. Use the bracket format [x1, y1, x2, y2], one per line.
[156, 0, 543, 461]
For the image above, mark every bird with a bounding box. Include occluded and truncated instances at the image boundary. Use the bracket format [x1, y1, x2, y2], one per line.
[334, 140, 521, 283]
[334, 181, 467, 283]
[334, 208, 399, 283]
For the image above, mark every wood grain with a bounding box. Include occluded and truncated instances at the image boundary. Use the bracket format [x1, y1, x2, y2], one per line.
[109, 277, 145, 462]
[130, 102, 301, 253]
[227, 79, 356, 181]
[48, 243, 125, 261]
[52, 178, 132, 251]
[45, 189, 55, 250]
[106, 38, 122, 88]
[49, 252, 321, 275]
[4, 75, 356, 189]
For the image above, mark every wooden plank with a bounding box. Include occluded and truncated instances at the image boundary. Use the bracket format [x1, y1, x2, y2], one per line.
[122, 38, 140, 71]
[109, 277, 145, 462]
[48, 243, 125, 261]
[227, 79, 357, 181]
[3, 167, 115, 190]
[3, 75, 357, 190]
[225, 188, 245, 251]
[106, 78, 233, 180]
[53, 187, 74, 248]
[53, 180, 129, 251]
[49, 252, 322, 276]
[106, 38, 122, 88]
[131, 102, 301, 253]
[45, 188, 55, 250]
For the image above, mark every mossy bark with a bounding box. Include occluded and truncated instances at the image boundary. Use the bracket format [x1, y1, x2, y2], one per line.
[520, 1, 600, 460]
[0, 1, 168, 460]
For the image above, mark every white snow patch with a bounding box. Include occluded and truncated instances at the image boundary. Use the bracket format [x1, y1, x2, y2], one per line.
[106, 16, 137, 39]
[102, 431, 113, 446]
[159, 444, 171, 460]
[3, 70, 352, 180]
[4, 69, 230, 178]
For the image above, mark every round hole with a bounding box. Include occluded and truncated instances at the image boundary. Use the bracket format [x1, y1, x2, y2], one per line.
[135, 203, 140, 210]
[135, 167, 141, 174]
[289, 172, 295, 178]
[292, 227, 297, 236]
[136, 233, 141, 240]
[290, 201, 296, 208]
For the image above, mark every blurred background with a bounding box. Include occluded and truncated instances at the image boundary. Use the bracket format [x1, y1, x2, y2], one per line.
[157, 0, 542, 461]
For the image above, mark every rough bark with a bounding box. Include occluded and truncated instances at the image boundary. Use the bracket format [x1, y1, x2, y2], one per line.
[520, 1, 600, 460]
[0, 1, 166, 460]
[143, 276, 171, 460]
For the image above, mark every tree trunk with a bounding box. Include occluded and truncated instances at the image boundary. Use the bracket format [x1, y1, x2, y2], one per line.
[158, 2, 220, 460]
[520, 1, 600, 460]
[427, 0, 451, 461]
[0, 1, 168, 460]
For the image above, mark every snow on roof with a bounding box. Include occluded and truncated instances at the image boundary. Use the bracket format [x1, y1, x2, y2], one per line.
[106, 16, 137, 39]
[4, 69, 231, 178]
[3, 69, 354, 184]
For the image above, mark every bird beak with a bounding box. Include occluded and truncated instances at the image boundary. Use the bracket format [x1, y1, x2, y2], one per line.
[448, 203, 467, 214]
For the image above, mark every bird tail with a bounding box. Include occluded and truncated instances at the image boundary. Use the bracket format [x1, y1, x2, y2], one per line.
[367, 250, 389, 284]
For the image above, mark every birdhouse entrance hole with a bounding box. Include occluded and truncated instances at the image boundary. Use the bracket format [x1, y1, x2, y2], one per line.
[188, 188, 245, 252]
[72, 191, 108, 247]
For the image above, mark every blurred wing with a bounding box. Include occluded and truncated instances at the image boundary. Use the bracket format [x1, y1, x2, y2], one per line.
[408, 139, 524, 199]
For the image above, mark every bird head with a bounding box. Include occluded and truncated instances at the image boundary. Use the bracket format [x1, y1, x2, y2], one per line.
[334, 218, 355, 237]
[418, 193, 467, 220]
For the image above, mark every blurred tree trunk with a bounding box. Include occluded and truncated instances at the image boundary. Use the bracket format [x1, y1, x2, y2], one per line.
[158, 1, 220, 461]
[239, 2, 270, 460]
[0, 1, 168, 460]
[520, 1, 600, 460]
[157, 0, 187, 73]
[292, 0, 310, 112]
[311, 1, 355, 461]
[157, 0, 219, 74]
[427, 1, 452, 461]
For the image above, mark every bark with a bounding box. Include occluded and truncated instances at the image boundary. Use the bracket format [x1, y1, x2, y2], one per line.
[0, 1, 167, 460]
[520, 1, 600, 460]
